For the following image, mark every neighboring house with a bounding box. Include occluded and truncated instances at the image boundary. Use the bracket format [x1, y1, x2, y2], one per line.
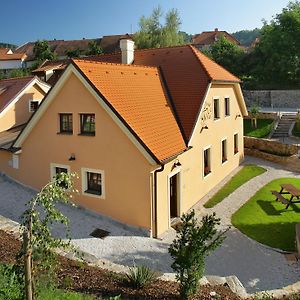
[0, 48, 28, 70]
[0, 40, 247, 237]
[0, 76, 50, 133]
[32, 59, 71, 85]
[15, 34, 132, 68]
[192, 28, 241, 50]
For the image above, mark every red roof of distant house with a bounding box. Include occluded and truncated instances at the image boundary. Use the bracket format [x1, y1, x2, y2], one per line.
[0, 76, 35, 112]
[192, 29, 240, 46]
[0, 48, 27, 61]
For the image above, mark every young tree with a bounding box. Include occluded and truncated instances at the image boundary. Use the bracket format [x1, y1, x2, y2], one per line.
[249, 104, 260, 129]
[65, 48, 81, 58]
[169, 210, 226, 299]
[33, 40, 56, 64]
[86, 41, 103, 55]
[134, 6, 184, 49]
[20, 172, 77, 300]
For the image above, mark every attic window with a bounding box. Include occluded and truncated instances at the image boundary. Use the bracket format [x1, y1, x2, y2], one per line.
[29, 100, 40, 113]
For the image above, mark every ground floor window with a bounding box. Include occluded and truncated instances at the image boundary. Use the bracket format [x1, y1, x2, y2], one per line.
[203, 147, 211, 177]
[82, 168, 105, 198]
[234, 133, 239, 154]
[222, 139, 227, 163]
[50, 163, 70, 188]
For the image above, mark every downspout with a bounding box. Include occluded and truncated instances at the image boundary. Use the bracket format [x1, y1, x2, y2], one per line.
[153, 164, 165, 238]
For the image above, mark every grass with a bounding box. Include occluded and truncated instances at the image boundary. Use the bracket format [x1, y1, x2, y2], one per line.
[244, 119, 274, 138]
[232, 178, 300, 251]
[38, 287, 96, 300]
[204, 164, 266, 208]
[292, 121, 300, 137]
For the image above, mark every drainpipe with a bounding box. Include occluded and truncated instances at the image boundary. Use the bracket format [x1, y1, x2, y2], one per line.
[153, 164, 164, 238]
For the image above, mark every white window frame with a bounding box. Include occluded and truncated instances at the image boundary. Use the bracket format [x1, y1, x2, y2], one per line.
[28, 99, 41, 113]
[234, 132, 239, 155]
[203, 145, 212, 178]
[221, 138, 228, 164]
[213, 97, 220, 120]
[224, 96, 230, 117]
[50, 163, 70, 181]
[81, 168, 105, 199]
[12, 154, 19, 169]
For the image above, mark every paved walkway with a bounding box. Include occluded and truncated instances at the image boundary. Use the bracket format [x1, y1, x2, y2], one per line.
[0, 157, 299, 293]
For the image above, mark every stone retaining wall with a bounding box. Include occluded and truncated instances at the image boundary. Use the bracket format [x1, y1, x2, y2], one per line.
[243, 90, 300, 108]
[244, 112, 278, 120]
[244, 136, 298, 156]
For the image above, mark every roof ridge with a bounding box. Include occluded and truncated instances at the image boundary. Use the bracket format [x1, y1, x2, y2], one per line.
[188, 45, 212, 81]
[134, 44, 190, 53]
[0, 75, 35, 82]
[73, 59, 158, 70]
[189, 45, 240, 82]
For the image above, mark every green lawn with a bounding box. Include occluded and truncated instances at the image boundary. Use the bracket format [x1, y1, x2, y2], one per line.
[232, 178, 300, 251]
[244, 119, 274, 138]
[204, 164, 266, 208]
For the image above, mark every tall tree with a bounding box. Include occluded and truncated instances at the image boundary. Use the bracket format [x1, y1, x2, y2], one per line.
[134, 6, 184, 49]
[205, 35, 244, 76]
[252, 1, 300, 88]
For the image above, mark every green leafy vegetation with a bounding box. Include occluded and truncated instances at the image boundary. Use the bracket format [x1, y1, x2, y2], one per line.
[124, 265, 156, 289]
[31, 40, 57, 69]
[0, 42, 17, 49]
[244, 119, 274, 138]
[86, 41, 103, 56]
[204, 35, 244, 76]
[169, 210, 225, 299]
[134, 6, 184, 49]
[232, 28, 261, 46]
[292, 115, 300, 137]
[204, 165, 266, 208]
[232, 178, 300, 251]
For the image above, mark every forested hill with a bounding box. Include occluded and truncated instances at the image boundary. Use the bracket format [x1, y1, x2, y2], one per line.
[232, 28, 261, 46]
[0, 42, 17, 49]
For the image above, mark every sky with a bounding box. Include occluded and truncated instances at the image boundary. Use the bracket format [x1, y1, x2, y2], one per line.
[0, 0, 291, 46]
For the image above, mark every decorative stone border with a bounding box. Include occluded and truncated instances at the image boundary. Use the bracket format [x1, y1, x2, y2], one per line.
[0, 215, 299, 299]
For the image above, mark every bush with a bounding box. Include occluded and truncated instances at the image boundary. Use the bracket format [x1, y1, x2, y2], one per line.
[0, 264, 24, 300]
[124, 265, 156, 289]
[169, 210, 226, 299]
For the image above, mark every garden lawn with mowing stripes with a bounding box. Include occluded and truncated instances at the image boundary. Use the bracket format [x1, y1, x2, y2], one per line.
[204, 164, 266, 208]
[232, 178, 300, 251]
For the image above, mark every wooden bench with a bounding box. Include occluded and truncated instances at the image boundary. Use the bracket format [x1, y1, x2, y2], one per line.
[271, 190, 290, 208]
[296, 224, 300, 257]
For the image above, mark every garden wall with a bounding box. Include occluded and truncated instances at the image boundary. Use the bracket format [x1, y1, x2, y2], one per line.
[244, 136, 298, 156]
[244, 112, 278, 120]
[243, 90, 300, 108]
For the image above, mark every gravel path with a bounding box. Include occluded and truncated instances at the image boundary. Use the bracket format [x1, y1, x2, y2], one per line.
[0, 157, 299, 293]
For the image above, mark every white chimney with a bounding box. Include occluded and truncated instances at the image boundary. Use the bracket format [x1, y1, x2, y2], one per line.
[120, 39, 134, 65]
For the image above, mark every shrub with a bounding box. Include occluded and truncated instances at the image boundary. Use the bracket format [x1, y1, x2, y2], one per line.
[169, 210, 226, 299]
[0, 264, 24, 300]
[124, 265, 156, 289]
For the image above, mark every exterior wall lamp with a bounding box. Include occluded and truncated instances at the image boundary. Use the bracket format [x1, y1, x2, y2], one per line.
[172, 159, 181, 170]
[69, 153, 76, 161]
[200, 125, 209, 133]
[235, 114, 242, 119]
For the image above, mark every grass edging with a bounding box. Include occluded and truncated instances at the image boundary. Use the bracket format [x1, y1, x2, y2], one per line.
[204, 164, 267, 208]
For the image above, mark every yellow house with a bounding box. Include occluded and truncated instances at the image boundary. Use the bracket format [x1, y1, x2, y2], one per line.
[0, 41, 247, 237]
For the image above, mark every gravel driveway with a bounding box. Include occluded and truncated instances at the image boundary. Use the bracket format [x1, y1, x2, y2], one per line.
[0, 156, 299, 293]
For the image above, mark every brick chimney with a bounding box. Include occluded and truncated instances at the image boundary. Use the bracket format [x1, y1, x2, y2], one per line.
[120, 39, 134, 65]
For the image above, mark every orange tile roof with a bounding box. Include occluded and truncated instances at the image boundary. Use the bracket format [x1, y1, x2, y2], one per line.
[0, 76, 35, 112]
[192, 30, 240, 46]
[73, 59, 186, 162]
[81, 45, 241, 141]
[0, 48, 26, 61]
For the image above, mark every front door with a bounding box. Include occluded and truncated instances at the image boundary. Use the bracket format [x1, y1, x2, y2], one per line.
[170, 173, 179, 218]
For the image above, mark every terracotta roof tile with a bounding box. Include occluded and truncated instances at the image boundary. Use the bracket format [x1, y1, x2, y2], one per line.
[0, 76, 35, 113]
[192, 30, 240, 46]
[0, 48, 26, 61]
[73, 59, 186, 162]
[78, 45, 241, 141]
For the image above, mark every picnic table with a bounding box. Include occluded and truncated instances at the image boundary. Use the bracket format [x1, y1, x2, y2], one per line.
[271, 183, 300, 209]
